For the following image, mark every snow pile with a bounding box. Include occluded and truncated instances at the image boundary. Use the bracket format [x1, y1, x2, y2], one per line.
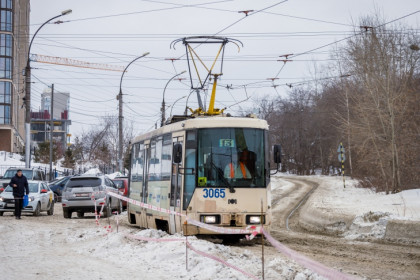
[305, 176, 420, 221]
[106, 171, 124, 179]
[345, 211, 391, 240]
[61, 226, 326, 280]
[280, 174, 420, 242]
[83, 167, 102, 175]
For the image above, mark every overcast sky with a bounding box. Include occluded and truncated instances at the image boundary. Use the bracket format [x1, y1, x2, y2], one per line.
[28, 0, 420, 139]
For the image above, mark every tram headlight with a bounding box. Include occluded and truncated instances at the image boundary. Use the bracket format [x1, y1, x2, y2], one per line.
[201, 215, 217, 224]
[249, 216, 261, 224]
[247, 215, 265, 225]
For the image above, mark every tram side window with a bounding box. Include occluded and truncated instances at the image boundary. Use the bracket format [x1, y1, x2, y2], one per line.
[131, 142, 144, 182]
[148, 137, 162, 181]
[161, 134, 172, 181]
[183, 130, 196, 210]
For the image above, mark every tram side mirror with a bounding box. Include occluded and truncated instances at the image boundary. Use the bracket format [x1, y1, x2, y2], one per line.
[173, 143, 183, 163]
[273, 145, 282, 164]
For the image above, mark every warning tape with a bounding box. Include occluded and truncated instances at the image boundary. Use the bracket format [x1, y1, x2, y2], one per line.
[105, 191, 253, 235]
[186, 240, 260, 280]
[262, 228, 354, 280]
[126, 234, 185, 242]
[106, 191, 354, 280]
[125, 234, 259, 280]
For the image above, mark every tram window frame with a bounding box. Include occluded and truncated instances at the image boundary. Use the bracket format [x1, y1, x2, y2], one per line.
[183, 130, 197, 210]
[161, 134, 172, 181]
[265, 130, 270, 183]
[131, 142, 145, 183]
[196, 128, 266, 188]
[147, 137, 162, 181]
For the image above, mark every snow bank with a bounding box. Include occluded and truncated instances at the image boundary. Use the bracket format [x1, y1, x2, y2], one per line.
[282, 175, 420, 243]
[107, 172, 123, 179]
[62, 225, 326, 280]
[83, 167, 102, 175]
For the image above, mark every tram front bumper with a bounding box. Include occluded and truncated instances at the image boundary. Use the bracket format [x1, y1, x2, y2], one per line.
[183, 224, 270, 236]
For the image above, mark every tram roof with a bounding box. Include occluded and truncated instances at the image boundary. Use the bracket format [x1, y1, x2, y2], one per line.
[132, 115, 268, 143]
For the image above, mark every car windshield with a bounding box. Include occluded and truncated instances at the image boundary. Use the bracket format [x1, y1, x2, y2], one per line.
[3, 183, 38, 193]
[65, 178, 102, 188]
[29, 183, 39, 193]
[197, 128, 266, 188]
[3, 170, 33, 179]
[113, 180, 124, 188]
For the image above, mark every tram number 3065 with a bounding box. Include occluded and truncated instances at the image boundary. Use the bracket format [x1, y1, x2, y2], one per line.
[202, 188, 226, 198]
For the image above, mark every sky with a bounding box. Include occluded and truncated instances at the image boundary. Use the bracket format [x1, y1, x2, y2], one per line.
[28, 0, 420, 140]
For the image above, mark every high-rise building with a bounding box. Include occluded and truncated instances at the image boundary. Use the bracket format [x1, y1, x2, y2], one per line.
[0, 0, 29, 152]
[31, 88, 71, 150]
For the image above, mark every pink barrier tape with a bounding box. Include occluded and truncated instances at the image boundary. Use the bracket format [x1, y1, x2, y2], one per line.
[127, 234, 259, 279]
[186, 240, 260, 280]
[105, 191, 253, 235]
[245, 225, 261, 240]
[126, 234, 185, 242]
[262, 229, 354, 280]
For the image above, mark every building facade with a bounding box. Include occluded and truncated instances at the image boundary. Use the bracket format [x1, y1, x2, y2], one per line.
[0, 0, 29, 152]
[31, 88, 71, 150]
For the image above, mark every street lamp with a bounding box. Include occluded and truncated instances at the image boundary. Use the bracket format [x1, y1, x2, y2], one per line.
[24, 9, 72, 168]
[161, 71, 186, 127]
[169, 96, 187, 118]
[118, 52, 150, 173]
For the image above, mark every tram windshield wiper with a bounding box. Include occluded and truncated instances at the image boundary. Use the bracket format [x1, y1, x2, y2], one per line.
[210, 161, 235, 193]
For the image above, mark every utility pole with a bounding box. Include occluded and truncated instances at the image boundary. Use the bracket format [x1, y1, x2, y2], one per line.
[118, 52, 150, 174]
[49, 84, 54, 181]
[24, 9, 72, 168]
[118, 87, 123, 174]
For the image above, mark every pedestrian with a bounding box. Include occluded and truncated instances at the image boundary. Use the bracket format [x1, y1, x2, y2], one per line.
[9, 169, 29, 219]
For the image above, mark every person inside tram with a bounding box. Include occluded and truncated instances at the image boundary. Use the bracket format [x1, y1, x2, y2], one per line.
[224, 149, 252, 179]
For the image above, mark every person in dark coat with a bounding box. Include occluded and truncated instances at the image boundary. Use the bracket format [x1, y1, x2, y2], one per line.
[9, 169, 29, 219]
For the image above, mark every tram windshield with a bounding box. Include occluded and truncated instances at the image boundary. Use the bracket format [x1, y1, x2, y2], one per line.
[197, 128, 266, 188]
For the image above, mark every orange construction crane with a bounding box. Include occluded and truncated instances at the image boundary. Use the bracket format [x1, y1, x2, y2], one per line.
[30, 54, 125, 72]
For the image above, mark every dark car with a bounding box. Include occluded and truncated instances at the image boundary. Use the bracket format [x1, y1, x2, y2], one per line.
[48, 176, 72, 202]
[112, 178, 128, 209]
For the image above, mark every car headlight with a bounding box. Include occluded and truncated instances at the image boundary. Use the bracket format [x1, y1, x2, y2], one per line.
[29, 196, 35, 202]
[201, 215, 217, 224]
[0, 197, 4, 202]
[249, 216, 261, 224]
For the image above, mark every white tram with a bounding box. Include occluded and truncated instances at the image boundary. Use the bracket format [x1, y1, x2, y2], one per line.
[127, 115, 281, 239]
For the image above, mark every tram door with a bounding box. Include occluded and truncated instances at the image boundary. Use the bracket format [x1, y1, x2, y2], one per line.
[140, 142, 150, 228]
[169, 136, 183, 234]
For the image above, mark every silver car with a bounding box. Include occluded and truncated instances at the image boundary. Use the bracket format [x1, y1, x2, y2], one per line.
[0, 181, 54, 216]
[61, 175, 122, 218]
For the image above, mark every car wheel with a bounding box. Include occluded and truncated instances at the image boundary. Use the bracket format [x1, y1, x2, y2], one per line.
[0, 212, 3, 216]
[47, 202, 54, 215]
[63, 208, 71, 219]
[77, 212, 84, 218]
[102, 199, 111, 218]
[54, 193, 61, 203]
[33, 203, 41, 216]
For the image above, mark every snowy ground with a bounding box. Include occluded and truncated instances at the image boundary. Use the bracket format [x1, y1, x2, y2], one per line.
[0, 207, 323, 280]
[1, 171, 419, 279]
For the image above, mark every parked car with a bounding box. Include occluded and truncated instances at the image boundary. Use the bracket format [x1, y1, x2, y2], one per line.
[61, 175, 122, 219]
[111, 177, 128, 209]
[48, 176, 72, 202]
[0, 168, 46, 192]
[0, 181, 54, 216]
